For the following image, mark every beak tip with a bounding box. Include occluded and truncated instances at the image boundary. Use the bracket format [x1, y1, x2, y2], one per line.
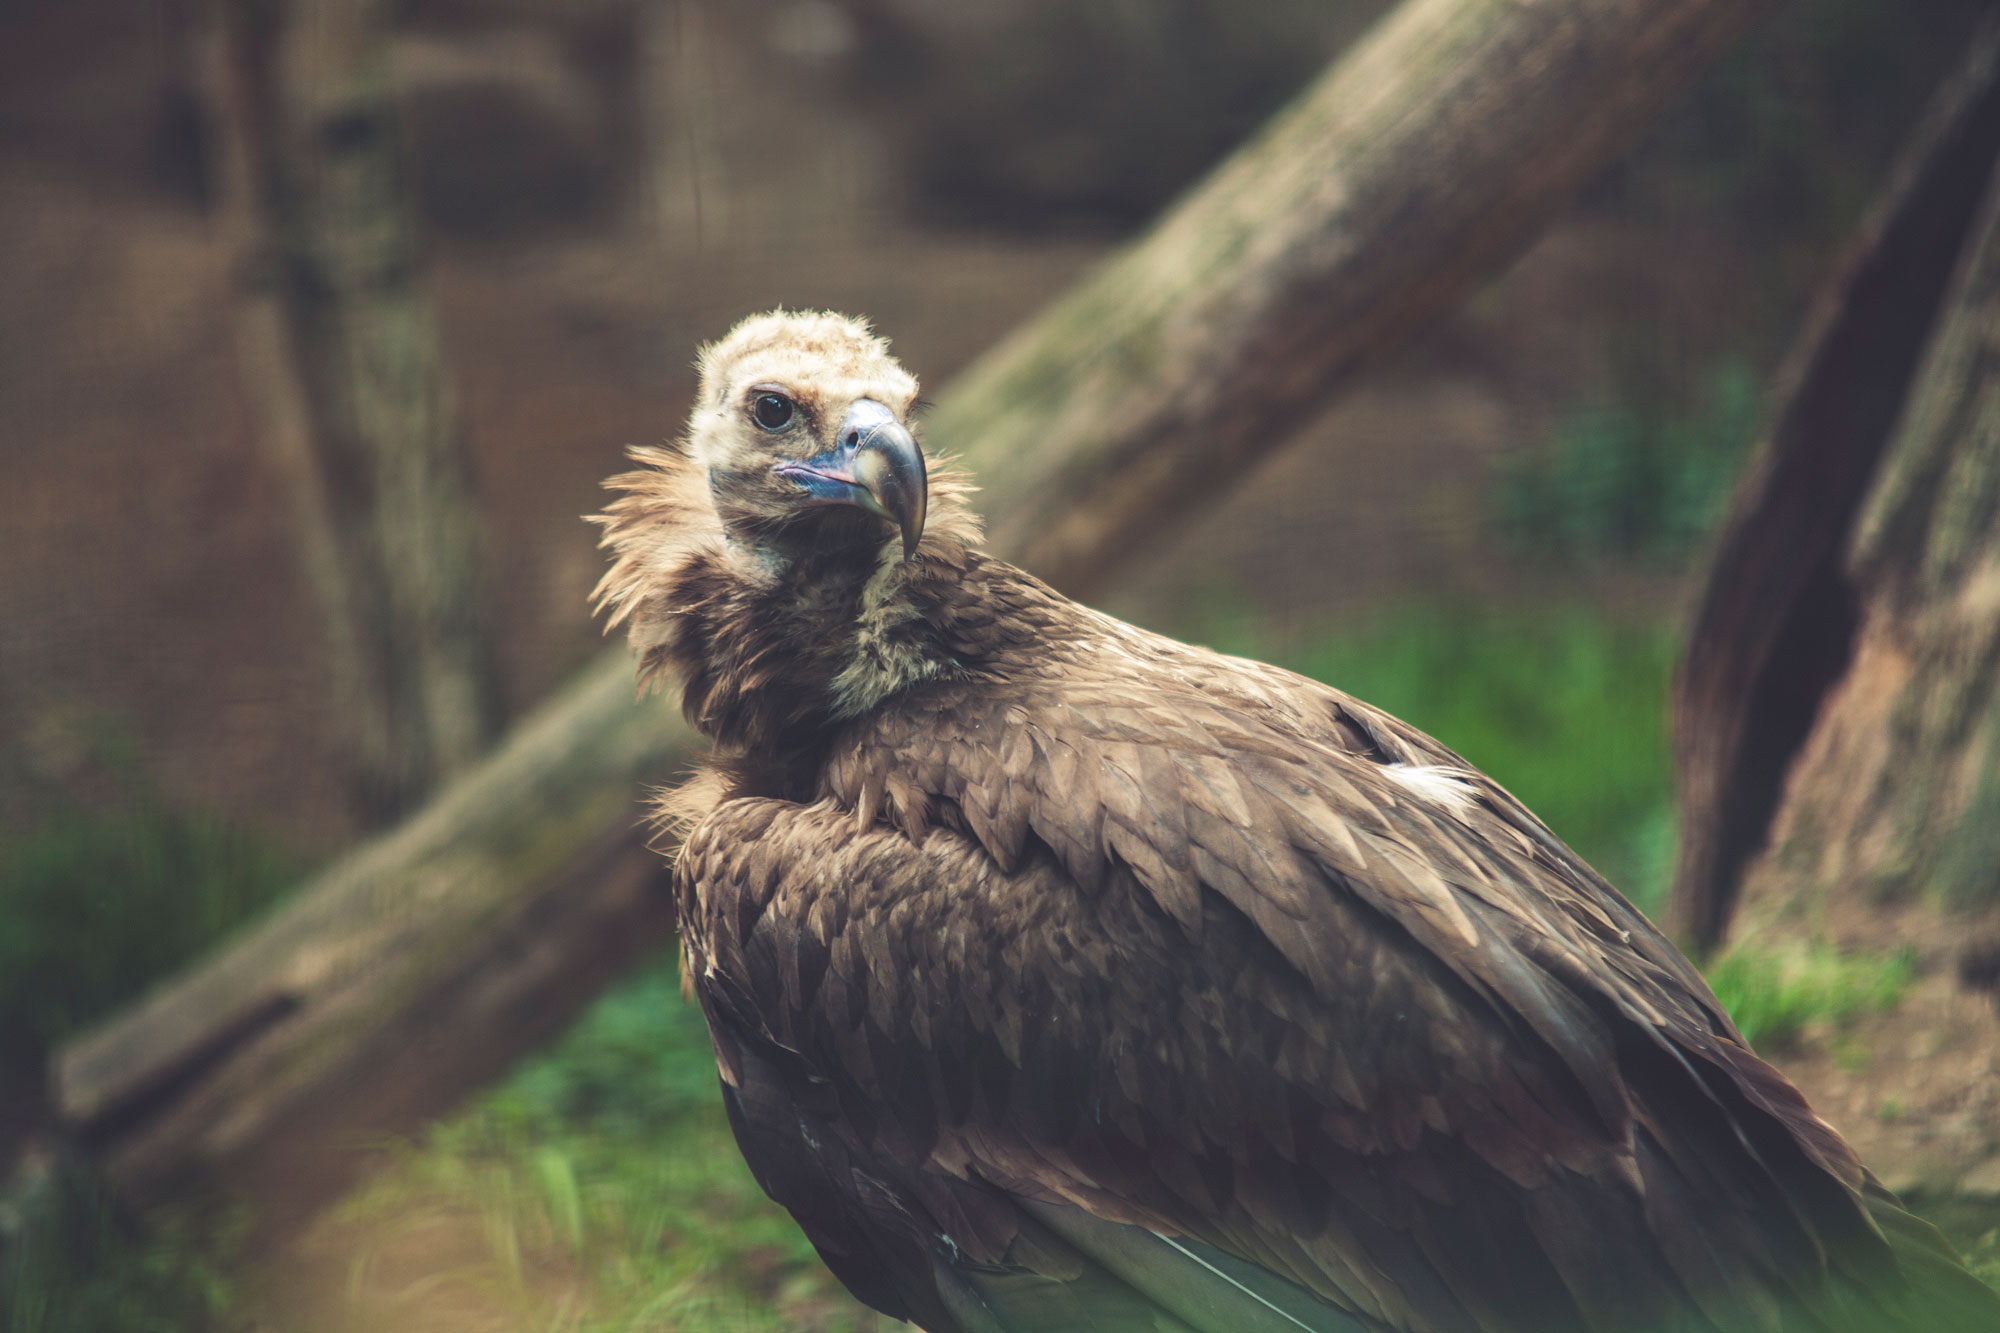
[799, 400, 929, 559]
[857, 416, 925, 563]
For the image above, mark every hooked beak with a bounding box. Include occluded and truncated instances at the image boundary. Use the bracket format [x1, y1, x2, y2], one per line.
[773, 399, 928, 559]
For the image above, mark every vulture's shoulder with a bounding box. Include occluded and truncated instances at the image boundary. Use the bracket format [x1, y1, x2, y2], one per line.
[825, 612, 1716, 1031]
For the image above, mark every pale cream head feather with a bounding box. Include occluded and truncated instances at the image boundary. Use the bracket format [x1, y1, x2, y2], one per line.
[591, 309, 981, 689]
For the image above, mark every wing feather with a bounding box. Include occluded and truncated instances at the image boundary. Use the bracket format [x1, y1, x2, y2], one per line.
[674, 618, 1983, 1330]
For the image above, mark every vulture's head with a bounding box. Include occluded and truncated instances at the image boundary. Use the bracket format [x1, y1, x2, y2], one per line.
[594, 310, 979, 718]
[687, 310, 928, 561]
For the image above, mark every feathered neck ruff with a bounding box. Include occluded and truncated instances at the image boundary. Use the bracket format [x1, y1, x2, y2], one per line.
[592, 439, 985, 759]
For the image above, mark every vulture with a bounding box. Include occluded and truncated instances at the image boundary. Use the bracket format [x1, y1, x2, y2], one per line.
[594, 309, 2000, 1333]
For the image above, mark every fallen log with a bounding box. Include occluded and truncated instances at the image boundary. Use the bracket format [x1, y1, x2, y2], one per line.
[57, 0, 1773, 1224]
[58, 652, 683, 1223]
[940, 0, 1771, 593]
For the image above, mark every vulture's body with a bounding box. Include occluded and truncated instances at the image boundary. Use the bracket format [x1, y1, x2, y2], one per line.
[596, 311, 2000, 1333]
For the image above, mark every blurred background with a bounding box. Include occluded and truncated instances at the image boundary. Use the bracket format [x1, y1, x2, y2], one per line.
[4, 0, 1997, 1328]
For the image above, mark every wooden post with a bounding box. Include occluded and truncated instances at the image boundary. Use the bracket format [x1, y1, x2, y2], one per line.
[60, 0, 1774, 1223]
[207, 0, 502, 826]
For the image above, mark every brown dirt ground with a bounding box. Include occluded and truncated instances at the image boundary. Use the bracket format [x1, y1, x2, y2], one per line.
[1730, 880, 2000, 1202]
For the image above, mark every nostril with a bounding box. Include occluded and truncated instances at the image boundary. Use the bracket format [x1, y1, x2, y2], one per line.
[845, 430, 860, 447]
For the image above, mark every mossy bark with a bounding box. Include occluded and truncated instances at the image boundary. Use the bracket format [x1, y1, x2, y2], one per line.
[57, 654, 678, 1222]
[1747, 169, 2000, 919]
[1669, 26, 2000, 951]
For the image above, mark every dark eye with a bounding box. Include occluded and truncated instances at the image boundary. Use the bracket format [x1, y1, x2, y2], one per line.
[752, 393, 795, 431]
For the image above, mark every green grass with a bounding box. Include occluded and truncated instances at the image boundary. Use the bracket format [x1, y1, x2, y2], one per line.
[3, 1160, 243, 1333]
[0, 803, 300, 1067]
[1705, 941, 1918, 1051]
[0, 720, 300, 1333]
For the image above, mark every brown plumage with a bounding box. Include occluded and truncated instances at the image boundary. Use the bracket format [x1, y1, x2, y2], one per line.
[595, 310, 1998, 1333]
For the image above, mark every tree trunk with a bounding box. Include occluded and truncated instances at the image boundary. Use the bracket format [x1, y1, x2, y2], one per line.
[1668, 24, 2000, 953]
[1669, 20, 2000, 1197]
[60, 0, 1773, 1225]
[207, 0, 502, 826]
[1750, 171, 2000, 916]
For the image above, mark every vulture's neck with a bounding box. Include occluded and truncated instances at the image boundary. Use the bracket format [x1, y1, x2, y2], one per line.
[679, 534, 947, 755]
[599, 449, 1020, 765]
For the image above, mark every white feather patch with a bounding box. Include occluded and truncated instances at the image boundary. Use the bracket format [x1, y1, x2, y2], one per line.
[1382, 763, 1480, 815]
